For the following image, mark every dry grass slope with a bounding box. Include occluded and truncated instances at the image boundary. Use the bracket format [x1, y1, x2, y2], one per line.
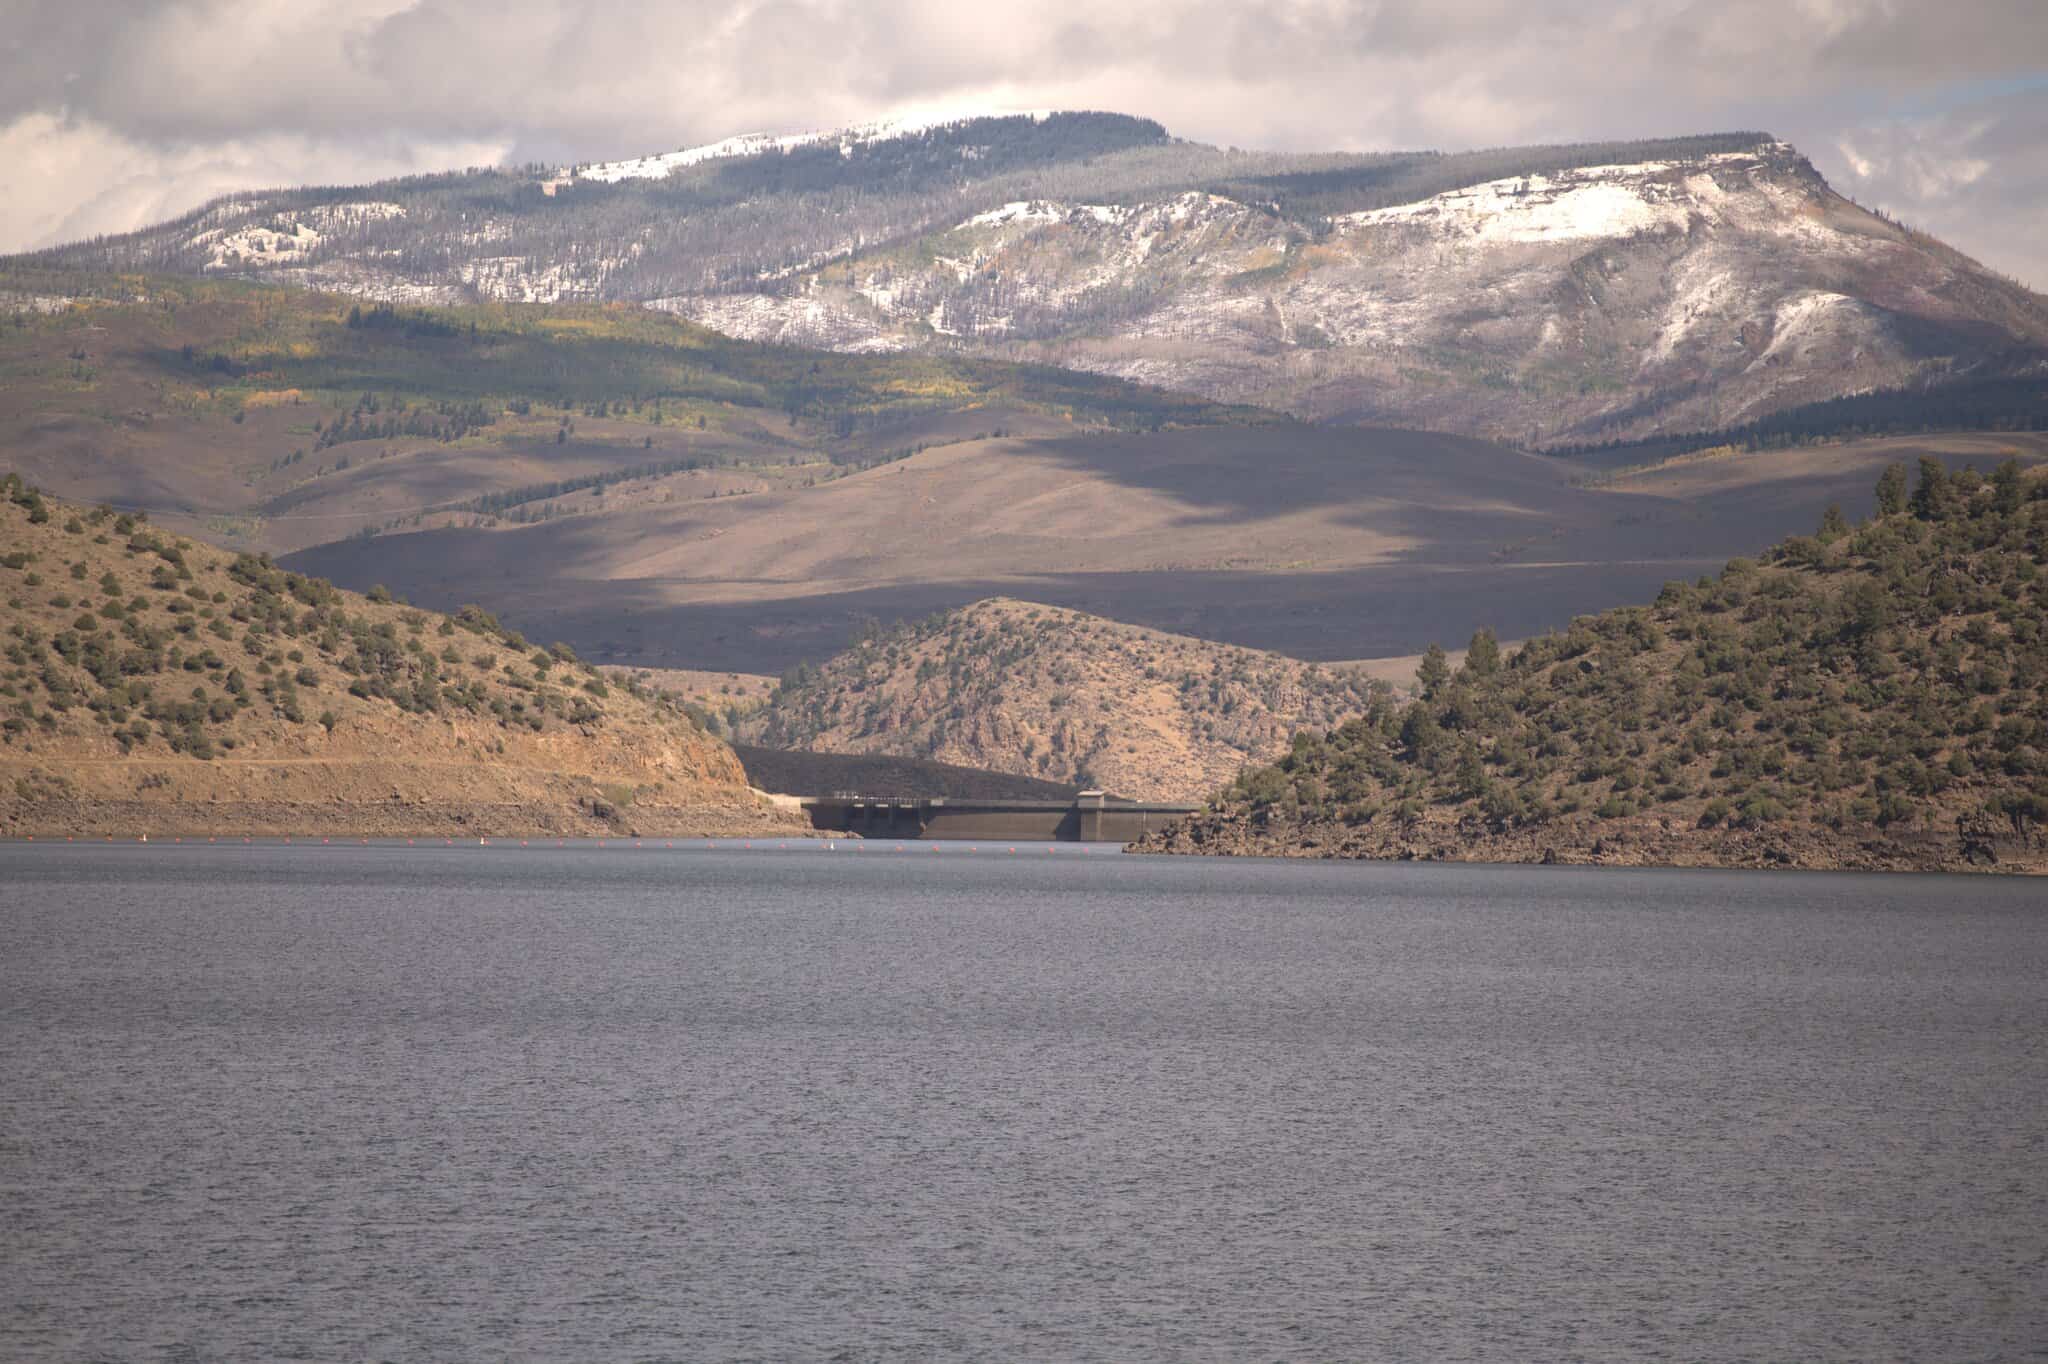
[0, 478, 798, 837]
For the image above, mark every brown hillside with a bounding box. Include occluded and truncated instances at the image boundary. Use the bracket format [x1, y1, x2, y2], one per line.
[740, 598, 1389, 801]
[285, 423, 2048, 676]
[0, 479, 799, 837]
[0, 269, 1239, 559]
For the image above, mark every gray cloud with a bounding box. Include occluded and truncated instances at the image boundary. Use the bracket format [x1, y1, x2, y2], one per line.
[1822, 84, 2048, 287]
[3, 0, 2045, 286]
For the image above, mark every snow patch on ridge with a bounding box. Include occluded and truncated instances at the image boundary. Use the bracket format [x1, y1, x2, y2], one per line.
[576, 110, 1058, 183]
[1750, 290, 1881, 372]
[1644, 262, 1747, 369]
[650, 293, 907, 353]
[964, 201, 1066, 229]
[1343, 170, 1683, 244]
[188, 201, 406, 271]
[1334, 149, 1794, 246]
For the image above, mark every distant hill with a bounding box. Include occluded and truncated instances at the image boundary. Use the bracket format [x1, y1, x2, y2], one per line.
[739, 598, 1391, 801]
[1137, 461, 2048, 872]
[29, 117, 2046, 447]
[0, 479, 796, 837]
[281, 416, 2048, 677]
[0, 266, 1264, 555]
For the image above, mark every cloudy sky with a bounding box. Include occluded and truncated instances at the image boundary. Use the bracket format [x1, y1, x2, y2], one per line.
[4, 0, 2045, 286]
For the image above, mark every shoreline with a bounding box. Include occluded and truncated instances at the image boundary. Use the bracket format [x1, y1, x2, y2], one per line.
[1129, 810, 2048, 875]
[0, 797, 817, 842]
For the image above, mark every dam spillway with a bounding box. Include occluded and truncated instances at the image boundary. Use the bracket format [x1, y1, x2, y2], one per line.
[800, 791, 1200, 842]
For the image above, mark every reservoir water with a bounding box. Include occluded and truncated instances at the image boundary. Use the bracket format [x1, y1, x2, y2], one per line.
[2, 843, 2044, 1361]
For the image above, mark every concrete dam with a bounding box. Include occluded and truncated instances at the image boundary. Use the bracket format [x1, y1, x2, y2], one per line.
[801, 790, 1200, 842]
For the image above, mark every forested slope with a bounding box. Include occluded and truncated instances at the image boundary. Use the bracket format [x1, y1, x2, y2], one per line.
[1139, 460, 2048, 871]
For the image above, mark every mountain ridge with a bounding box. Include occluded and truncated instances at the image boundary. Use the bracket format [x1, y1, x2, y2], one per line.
[653, 137, 2048, 445]
[23, 115, 2043, 448]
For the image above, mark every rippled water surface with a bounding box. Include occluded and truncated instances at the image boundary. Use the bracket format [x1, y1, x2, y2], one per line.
[3, 843, 2045, 1361]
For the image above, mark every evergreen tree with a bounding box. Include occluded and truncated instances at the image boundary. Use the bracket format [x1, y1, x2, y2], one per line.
[1909, 457, 1951, 520]
[1416, 643, 1450, 698]
[1875, 463, 1908, 517]
[1992, 458, 2024, 515]
[1817, 504, 1849, 542]
[1465, 627, 1501, 678]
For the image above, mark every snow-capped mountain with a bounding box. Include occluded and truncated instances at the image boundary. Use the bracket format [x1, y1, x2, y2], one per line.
[649, 141, 2048, 443]
[27, 116, 2047, 445]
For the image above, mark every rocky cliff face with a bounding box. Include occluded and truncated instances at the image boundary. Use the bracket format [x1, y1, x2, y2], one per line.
[740, 597, 1390, 802]
[655, 141, 2048, 445]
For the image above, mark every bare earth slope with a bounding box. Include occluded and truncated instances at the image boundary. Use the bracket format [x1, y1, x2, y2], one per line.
[739, 597, 1390, 801]
[283, 423, 2048, 676]
[0, 481, 798, 837]
[1136, 463, 2048, 873]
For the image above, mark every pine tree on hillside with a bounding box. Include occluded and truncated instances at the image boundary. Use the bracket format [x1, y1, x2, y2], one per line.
[1875, 463, 1909, 517]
